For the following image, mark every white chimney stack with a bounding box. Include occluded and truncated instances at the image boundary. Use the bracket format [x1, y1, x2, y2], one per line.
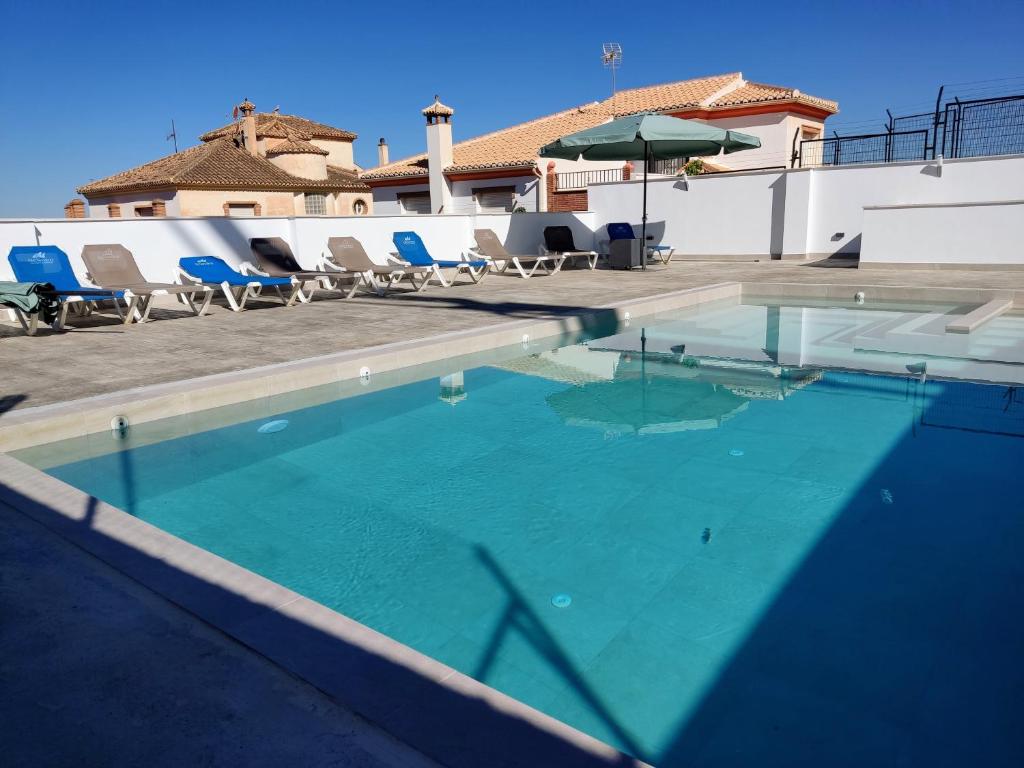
[377, 137, 389, 166]
[423, 96, 454, 214]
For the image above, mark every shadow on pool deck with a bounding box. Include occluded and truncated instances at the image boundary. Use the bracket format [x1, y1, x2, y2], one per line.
[0, 477, 641, 768]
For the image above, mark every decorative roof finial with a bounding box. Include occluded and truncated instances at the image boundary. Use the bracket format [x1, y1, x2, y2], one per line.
[239, 98, 256, 116]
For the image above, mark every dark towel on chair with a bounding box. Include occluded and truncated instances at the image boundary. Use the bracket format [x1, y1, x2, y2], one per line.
[0, 281, 60, 325]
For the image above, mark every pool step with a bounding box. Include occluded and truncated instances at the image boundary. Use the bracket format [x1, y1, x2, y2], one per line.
[945, 299, 1014, 334]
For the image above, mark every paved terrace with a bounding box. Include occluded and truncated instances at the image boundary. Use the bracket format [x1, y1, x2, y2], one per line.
[4, 258, 1024, 411]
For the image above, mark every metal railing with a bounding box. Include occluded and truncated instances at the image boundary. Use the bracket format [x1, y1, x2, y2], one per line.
[800, 130, 928, 167]
[554, 168, 623, 190]
[798, 91, 1024, 167]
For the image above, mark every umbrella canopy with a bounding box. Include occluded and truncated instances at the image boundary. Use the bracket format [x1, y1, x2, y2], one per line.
[546, 376, 749, 436]
[539, 113, 761, 271]
[538, 113, 761, 161]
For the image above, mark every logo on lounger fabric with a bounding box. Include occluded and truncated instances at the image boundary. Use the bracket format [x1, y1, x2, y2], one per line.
[25, 252, 53, 263]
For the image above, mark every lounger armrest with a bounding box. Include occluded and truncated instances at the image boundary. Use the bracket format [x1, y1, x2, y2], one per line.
[239, 262, 270, 277]
[174, 266, 201, 285]
[385, 252, 410, 267]
[317, 255, 344, 273]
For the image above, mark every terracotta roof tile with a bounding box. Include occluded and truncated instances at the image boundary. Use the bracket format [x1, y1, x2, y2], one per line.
[200, 113, 356, 142]
[265, 137, 329, 156]
[363, 72, 838, 182]
[709, 81, 839, 113]
[78, 138, 368, 196]
[604, 72, 743, 115]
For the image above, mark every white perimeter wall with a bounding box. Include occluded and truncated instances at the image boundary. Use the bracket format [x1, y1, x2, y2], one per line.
[586, 153, 1024, 265]
[0, 212, 597, 284]
[861, 201, 1024, 266]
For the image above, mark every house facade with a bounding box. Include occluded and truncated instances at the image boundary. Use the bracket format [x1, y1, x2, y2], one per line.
[72, 100, 373, 219]
[362, 73, 838, 214]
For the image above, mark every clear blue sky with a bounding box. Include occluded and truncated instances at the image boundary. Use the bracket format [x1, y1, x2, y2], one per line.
[2, 0, 1022, 217]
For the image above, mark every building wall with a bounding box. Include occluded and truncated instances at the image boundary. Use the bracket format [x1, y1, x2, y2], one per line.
[310, 139, 355, 169]
[370, 183, 430, 216]
[449, 175, 539, 214]
[268, 152, 328, 180]
[85, 191, 179, 218]
[177, 190, 298, 217]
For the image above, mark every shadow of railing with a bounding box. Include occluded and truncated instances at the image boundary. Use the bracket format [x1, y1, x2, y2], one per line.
[474, 546, 649, 762]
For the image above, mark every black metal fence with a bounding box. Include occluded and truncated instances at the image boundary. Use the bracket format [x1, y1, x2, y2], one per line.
[554, 168, 623, 189]
[799, 91, 1024, 167]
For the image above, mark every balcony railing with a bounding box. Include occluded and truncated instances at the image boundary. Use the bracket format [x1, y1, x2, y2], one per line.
[554, 168, 623, 190]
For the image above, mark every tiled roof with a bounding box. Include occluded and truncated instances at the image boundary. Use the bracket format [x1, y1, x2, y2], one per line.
[708, 81, 839, 113]
[265, 137, 329, 155]
[78, 138, 369, 196]
[200, 113, 356, 142]
[362, 103, 613, 179]
[605, 72, 743, 115]
[363, 72, 837, 181]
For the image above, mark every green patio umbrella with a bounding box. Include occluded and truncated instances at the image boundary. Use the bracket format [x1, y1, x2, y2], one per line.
[546, 375, 749, 436]
[539, 113, 761, 269]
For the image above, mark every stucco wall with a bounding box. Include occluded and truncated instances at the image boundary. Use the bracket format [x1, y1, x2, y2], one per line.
[310, 139, 355, 170]
[178, 190, 298, 217]
[269, 153, 328, 181]
[86, 191, 179, 218]
[586, 153, 1024, 264]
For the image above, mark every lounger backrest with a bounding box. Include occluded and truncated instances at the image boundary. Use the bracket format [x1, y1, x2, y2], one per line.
[250, 238, 302, 276]
[179, 256, 237, 282]
[473, 229, 509, 260]
[606, 223, 636, 241]
[327, 237, 375, 271]
[543, 226, 579, 253]
[392, 231, 433, 266]
[8, 246, 82, 291]
[82, 244, 147, 285]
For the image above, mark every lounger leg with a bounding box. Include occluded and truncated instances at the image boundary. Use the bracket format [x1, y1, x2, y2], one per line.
[134, 295, 154, 323]
[431, 265, 452, 288]
[281, 285, 301, 307]
[55, 302, 69, 331]
[467, 264, 488, 283]
[123, 296, 140, 324]
[196, 289, 213, 316]
[293, 280, 312, 304]
[11, 308, 35, 335]
[343, 276, 362, 299]
[222, 283, 243, 312]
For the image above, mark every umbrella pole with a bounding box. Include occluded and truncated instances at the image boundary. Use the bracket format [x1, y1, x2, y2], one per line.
[641, 141, 649, 271]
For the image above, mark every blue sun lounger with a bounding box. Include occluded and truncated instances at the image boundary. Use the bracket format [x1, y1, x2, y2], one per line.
[392, 231, 489, 286]
[177, 256, 302, 311]
[7, 245, 132, 328]
[606, 222, 674, 265]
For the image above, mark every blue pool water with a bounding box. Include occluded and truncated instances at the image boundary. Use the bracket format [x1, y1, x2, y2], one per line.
[24, 300, 1024, 766]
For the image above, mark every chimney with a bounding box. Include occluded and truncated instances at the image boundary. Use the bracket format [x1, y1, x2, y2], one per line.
[239, 98, 258, 156]
[377, 137, 389, 166]
[422, 96, 454, 214]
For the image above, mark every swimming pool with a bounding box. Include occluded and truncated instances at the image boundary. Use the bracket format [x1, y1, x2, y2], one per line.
[17, 298, 1024, 765]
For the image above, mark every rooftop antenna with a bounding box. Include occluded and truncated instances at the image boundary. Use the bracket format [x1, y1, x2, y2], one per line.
[166, 119, 178, 153]
[602, 43, 623, 97]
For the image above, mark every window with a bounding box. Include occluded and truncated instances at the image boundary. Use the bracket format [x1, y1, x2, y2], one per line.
[474, 186, 515, 214]
[134, 205, 154, 217]
[352, 198, 368, 215]
[801, 124, 822, 141]
[398, 192, 431, 215]
[226, 203, 257, 217]
[304, 193, 327, 216]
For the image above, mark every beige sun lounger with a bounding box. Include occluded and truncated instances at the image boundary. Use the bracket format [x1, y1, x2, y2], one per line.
[81, 244, 213, 322]
[472, 229, 567, 279]
[324, 237, 433, 294]
[248, 238, 366, 300]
